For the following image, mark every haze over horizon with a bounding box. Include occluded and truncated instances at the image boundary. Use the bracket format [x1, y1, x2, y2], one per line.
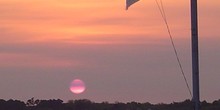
[0, 0, 220, 104]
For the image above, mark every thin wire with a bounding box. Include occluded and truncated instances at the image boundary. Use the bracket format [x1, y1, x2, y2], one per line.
[155, 0, 192, 98]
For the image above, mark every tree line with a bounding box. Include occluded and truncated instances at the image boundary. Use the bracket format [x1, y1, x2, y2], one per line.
[0, 98, 220, 110]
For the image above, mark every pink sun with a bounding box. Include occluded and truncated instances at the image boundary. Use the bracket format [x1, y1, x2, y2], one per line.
[70, 79, 86, 94]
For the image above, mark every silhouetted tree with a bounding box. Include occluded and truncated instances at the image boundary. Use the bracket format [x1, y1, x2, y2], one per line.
[36, 99, 63, 110]
[73, 99, 94, 110]
[1, 98, 220, 110]
[0, 99, 7, 110]
[5, 99, 26, 110]
[26, 97, 40, 107]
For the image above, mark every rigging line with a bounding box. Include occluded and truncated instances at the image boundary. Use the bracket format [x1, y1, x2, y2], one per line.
[155, 0, 166, 20]
[159, 0, 167, 21]
[155, 0, 192, 98]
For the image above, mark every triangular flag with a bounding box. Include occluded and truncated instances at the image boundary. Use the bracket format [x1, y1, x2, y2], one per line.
[126, 0, 139, 10]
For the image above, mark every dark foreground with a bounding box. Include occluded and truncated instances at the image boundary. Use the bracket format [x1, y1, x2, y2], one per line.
[1, 98, 220, 110]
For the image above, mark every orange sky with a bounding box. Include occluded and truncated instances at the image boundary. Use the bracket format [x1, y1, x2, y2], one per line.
[0, 0, 220, 103]
[0, 0, 189, 42]
[1, 0, 219, 42]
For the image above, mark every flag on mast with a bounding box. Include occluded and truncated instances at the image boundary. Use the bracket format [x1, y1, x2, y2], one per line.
[126, 0, 139, 10]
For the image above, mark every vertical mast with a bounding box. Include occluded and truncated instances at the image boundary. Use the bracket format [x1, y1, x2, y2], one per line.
[191, 0, 200, 110]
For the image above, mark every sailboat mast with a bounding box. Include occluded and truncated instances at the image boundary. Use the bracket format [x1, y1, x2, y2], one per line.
[191, 0, 200, 110]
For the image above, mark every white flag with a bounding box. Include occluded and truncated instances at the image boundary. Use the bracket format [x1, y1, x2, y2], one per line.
[126, 0, 139, 10]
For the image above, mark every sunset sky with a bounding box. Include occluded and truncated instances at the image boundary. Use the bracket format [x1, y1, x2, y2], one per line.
[0, 0, 220, 104]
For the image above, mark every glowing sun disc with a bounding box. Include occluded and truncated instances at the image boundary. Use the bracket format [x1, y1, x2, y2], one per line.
[70, 79, 86, 94]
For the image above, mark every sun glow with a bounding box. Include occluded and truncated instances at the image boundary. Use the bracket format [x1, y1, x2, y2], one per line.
[70, 79, 86, 94]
